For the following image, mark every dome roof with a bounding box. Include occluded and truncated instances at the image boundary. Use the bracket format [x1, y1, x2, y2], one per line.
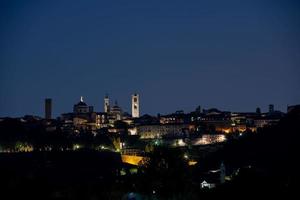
[75, 96, 87, 106]
[111, 100, 122, 112]
[111, 105, 121, 112]
[76, 101, 87, 106]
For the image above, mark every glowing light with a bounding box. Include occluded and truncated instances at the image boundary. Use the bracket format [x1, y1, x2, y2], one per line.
[121, 155, 146, 166]
[183, 153, 189, 159]
[224, 129, 230, 134]
[73, 144, 81, 150]
[173, 139, 186, 147]
[15, 142, 34, 152]
[193, 134, 226, 145]
[188, 160, 197, 166]
[120, 169, 126, 176]
[128, 127, 137, 135]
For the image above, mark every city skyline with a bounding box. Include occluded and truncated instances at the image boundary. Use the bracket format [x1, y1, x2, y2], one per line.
[1, 0, 300, 117]
[2, 93, 289, 119]
[0, 89, 298, 118]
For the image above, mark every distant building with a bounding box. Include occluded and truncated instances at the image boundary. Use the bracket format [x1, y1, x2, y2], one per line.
[159, 111, 191, 124]
[201, 180, 215, 189]
[135, 124, 194, 139]
[201, 109, 232, 133]
[73, 96, 92, 114]
[110, 101, 123, 122]
[131, 93, 140, 118]
[133, 114, 159, 125]
[287, 104, 300, 115]
[45, 98, 52, 120]
[195, 106, 202, 114]
[253, 109, 285, 128]
[269, 104, 274, 113]
[104, 94, 110, 113]
[60, 97, 103, 130]
[193, 134, 226, 145]
[256, 107, 261, 114]
[200, 163, 226, 190]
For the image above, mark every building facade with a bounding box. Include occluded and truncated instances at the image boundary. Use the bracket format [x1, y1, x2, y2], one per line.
[135, 124, 193, 139]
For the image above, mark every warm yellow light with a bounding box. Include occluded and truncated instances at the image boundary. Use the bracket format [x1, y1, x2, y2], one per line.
[224, 129, 230, 134]
[188, 160, 197, 166]
[121, 155, 145, 166]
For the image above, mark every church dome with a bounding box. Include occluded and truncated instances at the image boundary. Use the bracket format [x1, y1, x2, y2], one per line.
[111, 105, 121, 112]
[75, 96, 88, 106]
[111, 101, 122, 112]
[76, 101, 87, 106]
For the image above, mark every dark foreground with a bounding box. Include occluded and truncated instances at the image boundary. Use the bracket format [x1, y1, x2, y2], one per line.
[1, 112, 300, 199]
[0, 151, 125, 199]
[0, 149, 298, 200]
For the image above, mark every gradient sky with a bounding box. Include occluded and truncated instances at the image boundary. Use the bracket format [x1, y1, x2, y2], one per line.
[1, 0, 300, 117]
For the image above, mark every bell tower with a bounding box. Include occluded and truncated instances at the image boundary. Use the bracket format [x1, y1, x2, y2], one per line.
[104, 94, 110, 113]
[131, 93, 139, 118]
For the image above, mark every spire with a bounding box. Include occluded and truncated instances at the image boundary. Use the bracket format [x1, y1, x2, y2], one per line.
[80, 96, 83, 102]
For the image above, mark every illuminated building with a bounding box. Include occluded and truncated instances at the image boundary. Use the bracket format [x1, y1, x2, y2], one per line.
[131, 93, 139, 118]
[45, 98, 52, 120]
[253, 117, 280, 128]
[110, 101, 123, 122]
[95, 112, 109, 128]
[201, 181, 215, 189]
[73, 96, 93, 114]
[61, 97, 102, 130]
[159, 111, 190, 124]
[135, 124, 194, 139]
[193, 134, 226, 145]
[200, 163, 227, 190]
[252, 105, 285, 128]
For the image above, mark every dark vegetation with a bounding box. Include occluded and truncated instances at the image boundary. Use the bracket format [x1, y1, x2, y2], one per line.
[0, 111, 299, 199]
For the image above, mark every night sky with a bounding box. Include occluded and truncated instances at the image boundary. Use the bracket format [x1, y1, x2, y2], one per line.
[1, 0, 299, 117]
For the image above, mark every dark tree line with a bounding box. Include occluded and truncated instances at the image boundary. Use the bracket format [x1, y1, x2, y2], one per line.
[0, 118, 115, 151]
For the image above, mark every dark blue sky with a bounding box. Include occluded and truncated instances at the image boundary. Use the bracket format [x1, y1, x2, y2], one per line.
[1, 0, 300, 117]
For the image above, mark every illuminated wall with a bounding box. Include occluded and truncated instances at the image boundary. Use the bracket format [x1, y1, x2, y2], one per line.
[121, 155, 145, 166]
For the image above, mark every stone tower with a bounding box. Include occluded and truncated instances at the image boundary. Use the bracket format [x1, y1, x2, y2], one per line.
[104, 94, 110, 113]
[45, 98, 52, 120]
[131, 93, 140, 118]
